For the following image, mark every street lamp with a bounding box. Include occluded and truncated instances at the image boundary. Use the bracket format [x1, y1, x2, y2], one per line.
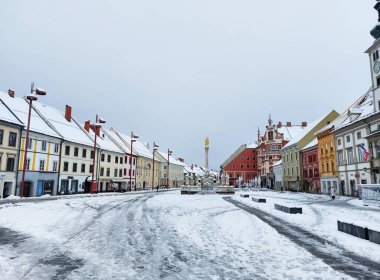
[167, 149, 173, 189]
[90, 115, 106, 194]
[130, 132, 139, 191]
[152, 142, 159, 190]
[20, 82, 47, 198]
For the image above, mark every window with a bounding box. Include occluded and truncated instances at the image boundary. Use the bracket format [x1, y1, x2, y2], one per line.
[338, 139, 341, 146]
[338, 151, 344, 165]
[74, 147, 79, 157]
[330, 142, 334, 152]
[240, 164, 243, 168]
[0, 129, 3, 144]
[358, 146, 365, 162]
[119, 169, 123, 177]
[376, 76, 380, 88]
[120, 157, 123, 164]
[65, 145, 70, 156]
[53, 161, 58, 172]
[347, 149, 354, 164]
[6, 157, 15, 171]
[106, 168, 110, 177]
[100, 167, 104, 176]
[39, 160, 45, 171]
[331, 162, 335, 173]
[54, 143, 59, 153]
[357, 132, 362, 140]
[41, 140, 47, 151]
[246, 157, 250, 160]
[346, 135, 351, 143]
[107, 155, 111, 162]
[89, 165, 93, 173]
[247, 164, 250, 168]
[91, 150, 94, 159]
[73, 163, 77, 172]
[8, 132, 17, 147]
[82, 149, 87, 158]
[268, 131, 273, 141]
[26, 158, 31, 170]
[272, 144, 276, 150]
[321, 148, 323, 155]
[81, 164, 86, 173]
[326, 162, 329, 173]
[373, 49, 379, 62]
[114, 169, 118, 177]
[63, 162, 69, 172]
[28, 138, 33, 149]
[115, 157, 119, 164]
[100, 154, 105, 162]
[278, 144, 282, 150]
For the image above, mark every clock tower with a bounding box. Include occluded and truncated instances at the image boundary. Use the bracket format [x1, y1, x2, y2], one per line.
[367, 1, 380, 112]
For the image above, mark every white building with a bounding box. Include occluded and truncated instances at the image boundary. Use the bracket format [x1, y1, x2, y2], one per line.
[273, 160, 283, 190]
[32, 103, 95, 194]
[156, 151, 185, 187]
[0, 92, 62, 197]
[0, 94, 23, 198]
[102, 128, 137, 191]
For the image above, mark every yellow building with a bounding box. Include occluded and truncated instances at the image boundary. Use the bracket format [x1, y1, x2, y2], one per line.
[316, 123, 339, 194]
[137, 155, 161, 190]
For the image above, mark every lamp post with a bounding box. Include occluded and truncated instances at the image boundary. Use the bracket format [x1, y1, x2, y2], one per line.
[152, 142, 159, 190]
[20, 83, 46, 198]
[167, 149, 173, 189]
[90, 115, 106, 194]
[130, 132, 139, 191]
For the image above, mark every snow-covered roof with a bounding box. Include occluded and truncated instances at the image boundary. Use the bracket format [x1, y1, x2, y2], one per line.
[0, 92, 61, 138]
[301, 138, 318, 151]
[246, 142, 258, 149]
[0, 99, 23, 126]
[86, 127, 124, 154]
[157, 151, 184, 166]
[284, 117, 324, 148]
[103, 129, 137, 156]
[333, 88, 375, 133]
[31, 101, 93, 146]
[277, 126, 305, 141]
[110, 128, 157, 160]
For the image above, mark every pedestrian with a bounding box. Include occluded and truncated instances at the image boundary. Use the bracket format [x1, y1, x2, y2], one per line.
[157, 185, 159, 192]
[331, 186, 336, 200]
[281, 186, 283, 193]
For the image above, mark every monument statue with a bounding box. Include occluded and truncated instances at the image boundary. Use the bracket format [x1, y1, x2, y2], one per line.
[204, 137, 209, 172]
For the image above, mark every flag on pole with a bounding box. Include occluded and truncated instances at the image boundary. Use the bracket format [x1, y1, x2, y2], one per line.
[154, 143, 159, 148]
[358, 144, 371, 161]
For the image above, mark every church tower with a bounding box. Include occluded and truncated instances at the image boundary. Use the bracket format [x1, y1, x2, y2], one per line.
[367, 1, 380, 112]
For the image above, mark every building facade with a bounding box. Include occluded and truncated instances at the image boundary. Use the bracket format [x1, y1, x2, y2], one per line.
[156, 151, 185, 187]
[220, 144, 259, 186]
[282, 111, 340, 190]
[301, 139, 320, 193]
[273, 160, 283, 190]
[0, 97, 23, 198]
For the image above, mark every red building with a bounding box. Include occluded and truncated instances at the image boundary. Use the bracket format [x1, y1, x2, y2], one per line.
[220, 144, 259, 186]
[301, 139, 320, 193]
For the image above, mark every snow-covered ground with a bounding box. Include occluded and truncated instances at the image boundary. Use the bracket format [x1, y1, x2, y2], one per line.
[0, 191, 363, 279]
[233, 190, 380, 263]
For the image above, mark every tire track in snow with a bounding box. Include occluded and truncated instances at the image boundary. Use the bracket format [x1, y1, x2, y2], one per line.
[224, 197, 380, 280]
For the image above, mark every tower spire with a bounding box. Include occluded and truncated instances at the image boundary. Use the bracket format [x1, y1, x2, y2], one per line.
[268, 113, 273, 126]
[370, 1, 380, 39]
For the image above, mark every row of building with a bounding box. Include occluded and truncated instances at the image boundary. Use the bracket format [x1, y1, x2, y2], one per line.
[0, 90, 209, 199]
[221, 2, 380, 196]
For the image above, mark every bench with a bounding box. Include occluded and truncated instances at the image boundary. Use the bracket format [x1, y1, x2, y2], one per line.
[252, 197, 266, 203]
[240, 194, 249, 198]
[337, 221, 380, 245]
[274, 204, 302, 214]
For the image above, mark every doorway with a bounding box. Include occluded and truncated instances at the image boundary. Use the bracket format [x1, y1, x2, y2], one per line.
[3, 182, 13, 198]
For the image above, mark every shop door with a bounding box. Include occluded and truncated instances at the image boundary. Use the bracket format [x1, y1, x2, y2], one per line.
[24, 182, 32, 197]
[61, 179, 69, 195]
[70, 180, 78, 194]
[3, 182, 12, 198]
[44, 181, 53, 195]
[37, 180, 44, 196]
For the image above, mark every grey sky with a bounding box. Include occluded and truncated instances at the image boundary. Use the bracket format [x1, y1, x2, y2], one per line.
[0, 0, 375, 170]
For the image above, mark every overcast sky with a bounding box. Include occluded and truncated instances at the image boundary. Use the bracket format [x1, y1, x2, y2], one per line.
[0, 0, 376, 169]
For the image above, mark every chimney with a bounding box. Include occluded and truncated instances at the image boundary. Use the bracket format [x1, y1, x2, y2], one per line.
[8, 89, 15, 98]
[277, 122, 282, 128]
[287, 122, 292, 127]
[301, 122, 307, 127]
[84, 120, 90, 132]
[65, 105, 72, 122]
